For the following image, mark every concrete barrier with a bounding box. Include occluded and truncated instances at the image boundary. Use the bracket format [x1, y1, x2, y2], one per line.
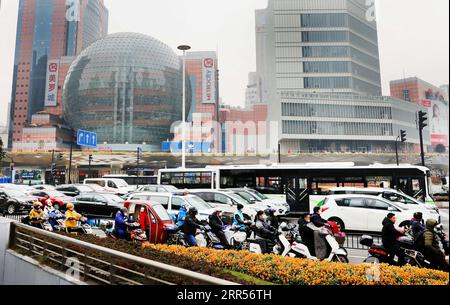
[0, 217, 84, 285]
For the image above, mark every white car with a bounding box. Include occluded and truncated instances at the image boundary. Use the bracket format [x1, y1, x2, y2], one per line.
[134, 185, 179, 193]
[127, 192, 215, 222]
[226, 188, 290, 216]
[188, 189, 258, 222]
[84, 178, 135, 196]
[326, 187, 440, 214]
[316, 194, 440, 232]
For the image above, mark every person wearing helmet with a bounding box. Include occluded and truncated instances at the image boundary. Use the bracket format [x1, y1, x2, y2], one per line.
[183, 207, 204, 247]
[416, 219, 449, 271]
[114, 207, 131, 240]
[410, 212, 425, 238]
[208, 208, 230, 249]
[265, 208, 279, 229]
[233, 203, 251, 232]
[29, 202, 44, 227]
[65, 203, 82, 229]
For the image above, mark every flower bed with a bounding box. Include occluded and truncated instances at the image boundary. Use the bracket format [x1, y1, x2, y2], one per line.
[143, 244, 449, 286]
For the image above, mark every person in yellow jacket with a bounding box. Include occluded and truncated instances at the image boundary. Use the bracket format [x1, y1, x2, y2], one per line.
[29, 202, 44, 227]
[65, 203, 82, 229]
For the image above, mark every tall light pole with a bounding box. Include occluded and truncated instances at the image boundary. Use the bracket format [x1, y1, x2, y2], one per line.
[178, 44, 191, 169]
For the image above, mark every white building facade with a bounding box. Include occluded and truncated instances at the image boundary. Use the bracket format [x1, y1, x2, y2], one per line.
[255, 0, 424, 153]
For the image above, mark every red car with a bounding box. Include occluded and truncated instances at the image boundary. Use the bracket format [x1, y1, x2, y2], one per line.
[124, 200, 176, 244]
[29, 190, 75, 210]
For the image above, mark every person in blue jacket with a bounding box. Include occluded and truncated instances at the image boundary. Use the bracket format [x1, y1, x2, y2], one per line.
[114, 207, 130, 240]
[176, 205, 188, 229]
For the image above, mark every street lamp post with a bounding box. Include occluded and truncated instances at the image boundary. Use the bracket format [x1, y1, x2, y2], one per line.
[178, 44, 191, 169]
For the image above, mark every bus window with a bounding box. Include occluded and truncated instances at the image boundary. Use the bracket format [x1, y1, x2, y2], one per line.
[366, 177, 392, 189]
[311, 178, 338, 195]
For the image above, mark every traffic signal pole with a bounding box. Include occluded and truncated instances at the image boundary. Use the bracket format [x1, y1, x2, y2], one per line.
[395, 137, 399, 166]
[419, 126, 425, 167]
[418, 111, 428, 167]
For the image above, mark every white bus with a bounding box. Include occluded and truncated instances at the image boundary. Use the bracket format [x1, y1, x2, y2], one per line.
[158, 163, 434, 212]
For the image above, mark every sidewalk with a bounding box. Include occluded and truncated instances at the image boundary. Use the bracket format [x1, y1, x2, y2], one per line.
[435, 202, 449, 209]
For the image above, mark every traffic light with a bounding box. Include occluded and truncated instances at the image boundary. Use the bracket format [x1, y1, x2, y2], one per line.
[57, 153, 64, 161]
[400, 130, 407, 143]
[418, 111, 428, 130]
[88, 154, 93, 162]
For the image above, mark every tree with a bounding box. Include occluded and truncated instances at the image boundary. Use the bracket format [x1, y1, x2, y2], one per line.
[434, 144, 447, 154]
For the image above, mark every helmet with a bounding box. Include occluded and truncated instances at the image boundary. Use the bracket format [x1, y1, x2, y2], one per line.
[188, 207, 198, 215]
[33, 202, 41, 209]
[265, 208, 276, 216]
[120, 207, 128, 215]
[237, 204, 244, 210]
[66, 203, 74, 210]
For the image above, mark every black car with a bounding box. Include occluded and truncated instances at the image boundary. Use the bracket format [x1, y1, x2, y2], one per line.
[56, 184, 97, 197]
[0, 189, 36, 215]
[73, 193, 125, 218]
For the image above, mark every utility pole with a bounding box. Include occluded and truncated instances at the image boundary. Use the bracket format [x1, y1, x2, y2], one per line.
[88, 154, 93, 180]
[50, 149, 55, 185]
[278, 143, 281, 164]
[68, 130, 75, 184]
[395, 130, 407, 166]
[418, 111, 428, 167]
[136, 147, 142, 188]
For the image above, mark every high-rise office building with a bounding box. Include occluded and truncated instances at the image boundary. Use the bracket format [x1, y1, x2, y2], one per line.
[253, 0, 426, 154]
[256, 0, 382, 101]
[8, 0, 108, 148]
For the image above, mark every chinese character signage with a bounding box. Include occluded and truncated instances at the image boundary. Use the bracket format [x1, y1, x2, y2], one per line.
[422, 99, 449, 148]
[44, 59, 60, 107]
[202, 57, 216, 104]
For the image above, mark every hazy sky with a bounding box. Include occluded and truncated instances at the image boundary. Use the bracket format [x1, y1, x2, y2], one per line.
[0, 0, 449, 126]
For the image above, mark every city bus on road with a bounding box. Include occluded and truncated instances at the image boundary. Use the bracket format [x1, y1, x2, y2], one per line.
[103, 175, 157, 186]
[158, 163, 434, 212]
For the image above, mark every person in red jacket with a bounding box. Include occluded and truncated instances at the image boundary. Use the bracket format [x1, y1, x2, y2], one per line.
[139, 206, 151, 239]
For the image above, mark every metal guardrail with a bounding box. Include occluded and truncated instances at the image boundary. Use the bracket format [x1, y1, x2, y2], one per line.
[2, 213, 26, 222]
[8, 222, 238, 285]
[344, 234, 382, 250]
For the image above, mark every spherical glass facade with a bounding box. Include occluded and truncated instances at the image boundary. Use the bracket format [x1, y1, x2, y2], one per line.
[63, 32, 187, 148]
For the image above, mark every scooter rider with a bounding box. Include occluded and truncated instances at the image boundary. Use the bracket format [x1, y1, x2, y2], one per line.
[254, 210, 277, 254]
[29, 202, 45, 227]
[233, 204, 251, 233]
[43, 201, 60, 229]
[265, 208, 279, 229]
[416, 219, 449, 271]
[208, 208, 230, 249]
[298, 212, 315, 256]
[184, 207, 205, 247]
[114, 207, 131, 240]
[410, 212, 425, 238]
[311, 206, 327, 228]
[65, 203, 83, 232]
[381, 213, 406, 266]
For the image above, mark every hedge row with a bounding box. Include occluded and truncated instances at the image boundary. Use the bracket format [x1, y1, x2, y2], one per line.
[143, 244, 449, 286]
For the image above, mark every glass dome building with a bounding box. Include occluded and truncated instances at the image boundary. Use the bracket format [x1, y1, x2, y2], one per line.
[63, 32, 188, 151]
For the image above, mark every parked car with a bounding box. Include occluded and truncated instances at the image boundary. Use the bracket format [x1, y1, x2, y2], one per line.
[124, 200, 176, 244]
[0, 189, 35, 215]
[316, 194, 440, 232]
[134, 185, 179, 193]
[56, 184, 101, 197]
[28, 190, 75, 210]
[226, 188, 290, 216]
[83, 178, 135, 196]
[73, 193, 125, 218]
[326, 187, 440, 213]
[0, 184, 36, 193]
[33, 184, 56, 191]
[127, 192, 217, 223]
[188, 189, 258, 222]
